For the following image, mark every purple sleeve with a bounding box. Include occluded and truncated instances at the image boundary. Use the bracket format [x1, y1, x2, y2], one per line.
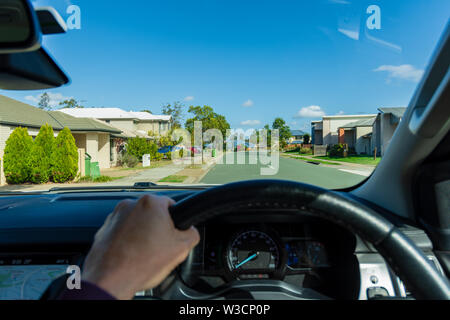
[57, 280, 117, 300]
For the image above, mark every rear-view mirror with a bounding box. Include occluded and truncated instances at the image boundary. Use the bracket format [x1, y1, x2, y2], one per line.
[0, 47, 69, 90]
[0, 0, 41, 54]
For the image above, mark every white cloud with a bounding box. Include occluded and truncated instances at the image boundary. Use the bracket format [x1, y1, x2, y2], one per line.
[294, 105, 326, 118]
[337, 110, 345, 115]
[184, 96, 194, 101]
[240, 120, 261, 126]
[242, 99, 254, 107]
[25, 92, 71, 108]
[373, 64, 424, 83]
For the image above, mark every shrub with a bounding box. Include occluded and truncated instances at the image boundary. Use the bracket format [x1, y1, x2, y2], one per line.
[299, 147, 312, 155]
[122, 153, 138, 168]
[30, 124, 55, 184]
[179, 148, 184, 158]
[165, 151, 172, 160]
[126, 137, 150, 159]
[3, 127, 33, 184]
[153, 152, 163, 161]
[51, 127, 79, 183]
[285, 146, 300, 153]
[329, 144, 346, 157]
[149, 142, 158, 158]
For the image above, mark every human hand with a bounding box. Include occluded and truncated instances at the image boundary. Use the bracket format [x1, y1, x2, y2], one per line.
[81, 195, 200, 300]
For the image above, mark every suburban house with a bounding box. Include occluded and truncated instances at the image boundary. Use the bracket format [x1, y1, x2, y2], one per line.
[0, 95, 122, 185]
[59, 108, 172, 138]
[371, 107, 407, 156]
[59, 108, 172, 166]
[311, 114, 377, 155]
[338, 117, 376, 155]
[289, 130, 305, 144]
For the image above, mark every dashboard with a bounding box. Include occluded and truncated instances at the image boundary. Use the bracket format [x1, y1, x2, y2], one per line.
[0, 189, 444, 300]
[181, 217, 360, 298]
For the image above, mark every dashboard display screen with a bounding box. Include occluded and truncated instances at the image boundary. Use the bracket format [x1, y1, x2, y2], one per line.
[0, 265, 68, 300]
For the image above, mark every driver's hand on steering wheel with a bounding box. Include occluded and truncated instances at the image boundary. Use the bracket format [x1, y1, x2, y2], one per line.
[81, 195, 200, 300]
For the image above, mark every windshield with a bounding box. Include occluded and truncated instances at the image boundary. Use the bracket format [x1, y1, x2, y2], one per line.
[1, 0, 449, 192]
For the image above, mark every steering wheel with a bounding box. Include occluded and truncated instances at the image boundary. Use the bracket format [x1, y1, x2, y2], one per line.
[167, 180, 450, 300]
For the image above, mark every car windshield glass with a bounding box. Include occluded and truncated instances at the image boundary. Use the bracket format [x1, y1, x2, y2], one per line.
[0, 0, 449, 192]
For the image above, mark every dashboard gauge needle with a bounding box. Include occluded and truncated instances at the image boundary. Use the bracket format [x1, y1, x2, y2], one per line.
[234, 252, 258, 269]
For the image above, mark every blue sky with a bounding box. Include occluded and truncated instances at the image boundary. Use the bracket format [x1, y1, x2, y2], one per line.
[3, 0, 449, 131]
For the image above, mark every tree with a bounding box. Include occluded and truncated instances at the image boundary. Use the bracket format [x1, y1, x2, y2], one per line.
[30, 124, 55, 184]
[3, 127, 33, 184]
[38, 93, 51, 110]
[141, 109, 152, 114]
[162, 102, 184, 128]
[272, 118, 291, 149]
[51, 127, 79, 183]
[303, 133, 311, 144]
[262, 124, 272, 147]
[185, 105, 230, 140]
[59, 98, 84, 109]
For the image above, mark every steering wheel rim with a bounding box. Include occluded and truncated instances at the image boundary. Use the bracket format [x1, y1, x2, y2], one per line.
[169, 180, 450, 300]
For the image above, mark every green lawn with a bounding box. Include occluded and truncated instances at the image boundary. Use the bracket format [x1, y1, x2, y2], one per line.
[118, 160, 171, 170]
[290, 156, 341, 166]
[314, 155, 381, 166]
[78, 175, 125, 183]
[159, 175, 187, 183]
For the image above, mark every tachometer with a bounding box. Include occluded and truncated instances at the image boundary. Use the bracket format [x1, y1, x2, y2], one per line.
[227, 230, 279, 273]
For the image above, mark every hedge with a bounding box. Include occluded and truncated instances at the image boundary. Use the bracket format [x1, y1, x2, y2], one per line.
[51, 127, 79, 183]
[3, 127, 33, 184]
[30, 124, 55, 184]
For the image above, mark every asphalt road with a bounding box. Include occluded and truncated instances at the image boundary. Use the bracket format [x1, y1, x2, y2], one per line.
[201, 153, 368, 189]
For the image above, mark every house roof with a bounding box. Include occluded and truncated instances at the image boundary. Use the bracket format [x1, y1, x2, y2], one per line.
[60, 107, 137, 119]
[127, 111, 171, 121]
[290, 130, 305, 136]
[0, 95, 121, 134]
[323, 114, 377, 120]
[60, 108, 172, 122]
[340, 117, 376, 129]
[0, 95, 64, 129]
[111, 127, 152, 139]
[49, 111, 122, 133]
[378, 107, 407, 118]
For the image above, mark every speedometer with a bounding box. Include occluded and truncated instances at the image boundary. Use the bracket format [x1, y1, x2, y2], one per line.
[227, 230, 280, 273]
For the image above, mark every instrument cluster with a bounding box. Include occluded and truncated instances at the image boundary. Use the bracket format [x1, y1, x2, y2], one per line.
[186, 222, 335, 289]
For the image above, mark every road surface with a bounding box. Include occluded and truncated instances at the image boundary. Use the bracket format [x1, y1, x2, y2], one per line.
[201, 153, 369, 189]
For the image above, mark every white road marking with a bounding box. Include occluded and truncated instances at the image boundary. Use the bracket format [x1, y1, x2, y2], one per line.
[339, 169, 372, 177]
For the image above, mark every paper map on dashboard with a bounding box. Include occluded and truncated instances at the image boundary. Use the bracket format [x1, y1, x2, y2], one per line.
[0, 265, 67, 300]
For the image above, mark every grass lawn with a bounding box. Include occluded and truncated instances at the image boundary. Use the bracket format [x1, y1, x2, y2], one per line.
[289, 156, 341, 166]
[77, 175, 126, 183]
[314, 155, 381, 166]
[159, 175, 188, 183]
[119, 160, 171, 171]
